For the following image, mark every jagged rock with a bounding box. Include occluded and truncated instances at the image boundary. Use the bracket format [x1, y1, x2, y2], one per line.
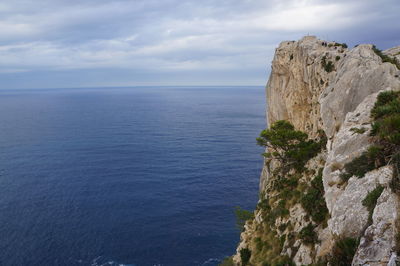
[352, 188, 399, 265]
[323, 91, 380, 212]
[328, 166, 392, 238]
[266, 36, 336, 138]
[233, 36, 400, 265]
[385, 46, 400, 61]
[293, 244, 313, 265]
[320, 45, 400, 138]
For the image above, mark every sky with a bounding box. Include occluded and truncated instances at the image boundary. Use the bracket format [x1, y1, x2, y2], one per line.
[1, 0, 399, 89]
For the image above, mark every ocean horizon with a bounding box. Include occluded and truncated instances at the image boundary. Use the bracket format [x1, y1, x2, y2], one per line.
[0, 86, 265, 265]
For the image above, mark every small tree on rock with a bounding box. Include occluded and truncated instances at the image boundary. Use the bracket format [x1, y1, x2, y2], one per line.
[257, 120, 325, 173]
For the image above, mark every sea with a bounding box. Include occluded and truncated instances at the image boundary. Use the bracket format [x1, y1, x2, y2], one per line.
[0, 86, 265, 266]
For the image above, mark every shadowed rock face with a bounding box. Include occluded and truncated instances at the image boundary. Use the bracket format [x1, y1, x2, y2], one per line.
[234, 36, 400, 265]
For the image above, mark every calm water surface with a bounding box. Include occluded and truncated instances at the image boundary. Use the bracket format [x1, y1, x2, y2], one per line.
[0, 86, 265, 266]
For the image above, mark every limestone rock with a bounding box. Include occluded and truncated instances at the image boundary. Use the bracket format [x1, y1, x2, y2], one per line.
[267, 36, 339, 138]
[293, 244, 313, 265]
[385, 45, 400, 61]
[352, 188, 399, 265]
[320, 45, 400, 138]
[323, 91, 380, 212]
[233, 36, 400, 265]
[328, 166, 392, 238]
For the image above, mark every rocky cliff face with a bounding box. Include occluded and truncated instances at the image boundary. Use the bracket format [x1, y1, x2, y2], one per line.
[233, 36, 400, 265]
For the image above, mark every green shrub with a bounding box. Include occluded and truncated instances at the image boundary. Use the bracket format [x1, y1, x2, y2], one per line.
[350, 127, 367, 135]
[240, 248, 251, 266]
[235, 207, 254, 231]
[370, 90, 400, 187]
[268, 201, 290, 223]
[325, 61, 334, 72]
[340, 145, 385, 181]
[372, 45, 400, 70]
[301, 168, 329, 223]
[254, 237, 264, 251]
[272, 175, 298, 191]
[321, 56, 335, 72]
[329, 237, 359, 266]
[278, 222, 289, 232]
[371, 90, 400, 120]
[219, 256, 234, 266]
[299, 223, 318, 245]
[363, 185, 384, 223]
[273, 256, 295, 266]
[372, 115, 400, 145]
[372, 91, 400, 136]
[390, 153, 400, 193]
[257, 198, 271, 211]
[257, 120, 326, 173]
[280, 234, 286, 249]
[335, 56, 341, 61]
[334, 42, 348, 48]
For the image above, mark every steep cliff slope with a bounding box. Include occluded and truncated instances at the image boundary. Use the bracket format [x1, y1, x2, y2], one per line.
[233, 36, 400, 265]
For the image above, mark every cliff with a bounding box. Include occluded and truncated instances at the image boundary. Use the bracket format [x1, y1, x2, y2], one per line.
[232, 36, 400, 265]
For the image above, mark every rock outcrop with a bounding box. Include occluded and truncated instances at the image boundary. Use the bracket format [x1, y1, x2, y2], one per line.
[233, 36, 400, 265]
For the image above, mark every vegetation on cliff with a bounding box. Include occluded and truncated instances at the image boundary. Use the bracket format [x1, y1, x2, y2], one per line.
[300, 168, 329, 224]
[328, 237, 359, 266]
[362, 185, 384, 224]
[256, 120, 326, 174]
[340, 90, 400, 188]
[372, 45, 400, 70]
[230, 35, 400, 265]
[228, 121, 329, 265]
[321, 56, 334, 72]
[235, 206, 254, 231]
[229, 90, 400, 265]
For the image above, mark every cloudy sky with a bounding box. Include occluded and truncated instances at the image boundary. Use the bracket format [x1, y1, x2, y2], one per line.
[1, 0, 399, 89]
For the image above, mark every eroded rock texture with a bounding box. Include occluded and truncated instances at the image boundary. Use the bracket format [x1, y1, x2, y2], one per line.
[233, 36, 400, 265]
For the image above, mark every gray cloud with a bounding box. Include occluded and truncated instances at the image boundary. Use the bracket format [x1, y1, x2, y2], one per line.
[0, 0, 399, 88]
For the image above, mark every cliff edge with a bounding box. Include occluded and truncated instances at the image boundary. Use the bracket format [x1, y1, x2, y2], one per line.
[232, 36, 400, 265]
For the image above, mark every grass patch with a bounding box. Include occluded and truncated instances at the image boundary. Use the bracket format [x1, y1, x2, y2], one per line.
[390, 153, 400, 192]
[372, 45, 400, 70]
[371, 90, 400, 145]
[299, 223, 318, 245]
[300, 168, 329, 224]
[362, 185, 384, 224]
[371, 90, 400, 120]
[273, 256, 295, 266]
[329, 237, 359, 266]
[340, 145, 385, 181]
[278, 222, 289, 232]
[350, 127, 367, 135]
[266, 200, 290, 225]
[219, 256, 234, 266]
[370, 90, 400, 190]
[235, 207, 254, 231]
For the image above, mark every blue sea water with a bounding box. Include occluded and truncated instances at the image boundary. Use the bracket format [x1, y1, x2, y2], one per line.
[0, 86, 265, 266]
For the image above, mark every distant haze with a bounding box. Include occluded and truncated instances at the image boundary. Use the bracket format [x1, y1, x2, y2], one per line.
[1, 0, 399, 89]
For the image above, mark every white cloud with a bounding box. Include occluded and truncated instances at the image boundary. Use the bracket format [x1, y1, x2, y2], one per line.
[0, 22, 38, 38]
[0, 0, 399, 87]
